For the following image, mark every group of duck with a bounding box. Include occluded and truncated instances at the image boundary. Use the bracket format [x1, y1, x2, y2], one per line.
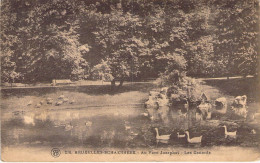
[145, 85, 254, 120]
[61, 121, 93, 131]
[27, 95, 75, 108]
[154, 124, 256, 144]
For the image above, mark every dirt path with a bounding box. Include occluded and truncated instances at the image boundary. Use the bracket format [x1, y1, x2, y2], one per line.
[199, 75, 254, 81]
[1, 75, 254, 90]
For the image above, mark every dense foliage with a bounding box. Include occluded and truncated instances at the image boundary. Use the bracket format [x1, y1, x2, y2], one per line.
[1, 0, 259, 84]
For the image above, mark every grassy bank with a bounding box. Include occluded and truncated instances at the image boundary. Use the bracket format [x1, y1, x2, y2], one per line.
[204, 77, 260, 103]
[1, 82, 156, 98]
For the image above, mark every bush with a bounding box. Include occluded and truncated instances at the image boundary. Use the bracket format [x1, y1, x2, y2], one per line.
[156, 53, 202, 103]
[91, 60, 114, 82]
[166, 76, 202, 103]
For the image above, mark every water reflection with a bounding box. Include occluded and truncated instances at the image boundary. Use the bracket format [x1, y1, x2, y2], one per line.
[2, 102, 260, 148]
[23, 114, 35, 126]
[146, 105, 201, 131]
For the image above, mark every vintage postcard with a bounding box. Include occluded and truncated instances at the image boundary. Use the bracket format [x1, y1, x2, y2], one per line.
[1, 0, 260, 162]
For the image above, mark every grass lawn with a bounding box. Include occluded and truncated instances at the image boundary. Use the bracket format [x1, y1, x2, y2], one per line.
[204, 77, 260, 103]
[1, 77, 259, 112]
[1, 82, 157, 112]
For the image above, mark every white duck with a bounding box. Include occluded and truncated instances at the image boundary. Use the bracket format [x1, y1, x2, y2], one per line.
[35, 103, 41, 108]
[150, 115, 155, 121]
[250, 129, 256, 134]
[141, 112, 149, 117]
[185, 131, 202, 143]
[155, 128, 171, 140]
[125, 125, 131, 130]
[56, 100, 63, 106]
[58, 95, 65, 99]
[39, 100, 44, 105]
[27, 100, 33, 106]
[223, 125, 237, 138]
[63, 98, 69, 102]
[47, 99, 53, 104]
[177, 132, 185, 138]
[130, 131, 138, 136]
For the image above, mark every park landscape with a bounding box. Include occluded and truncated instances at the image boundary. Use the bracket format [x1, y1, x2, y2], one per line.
[1, 0, 260, 161]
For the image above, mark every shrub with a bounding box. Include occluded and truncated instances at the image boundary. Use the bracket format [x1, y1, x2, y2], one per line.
[156, 53, 202, 103]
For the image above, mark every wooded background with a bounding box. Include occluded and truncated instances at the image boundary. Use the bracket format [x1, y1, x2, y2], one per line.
[1, 0, 258, 84]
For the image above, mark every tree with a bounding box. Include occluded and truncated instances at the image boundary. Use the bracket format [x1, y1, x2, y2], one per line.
[92, 59, 114, 85]
[92, 8, 143, 87]
[1, 0, 91, 83]
[0, 1, 21, 83]
[213, 0, 258, 77]
[187, 35, 217, 77]
[135, 2, 191, 78]
[1, 0, 258, 84]
[158, 53, 187, 86]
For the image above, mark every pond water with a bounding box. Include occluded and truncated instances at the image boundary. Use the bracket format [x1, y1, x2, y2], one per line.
[1, 86, 260, 150]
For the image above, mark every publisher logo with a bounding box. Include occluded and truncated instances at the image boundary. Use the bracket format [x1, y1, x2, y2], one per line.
[51, 148, 61, 158]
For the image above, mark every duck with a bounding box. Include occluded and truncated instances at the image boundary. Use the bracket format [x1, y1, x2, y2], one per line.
[141, 112, 149, 117]
[13, 111, 20, 116]
[56, 101, 63, 106]
[63, 98, 69, 103]
[58, 95, 65, 99]
[27, 100, 33, 106]
[35, 103, 41, 108]
[47, 99, 53, 104]
[39, 100, 44, 105]
[125, 125, 131, 130]
[150, 116, 155, 121]
[85, 121, 92, 127]
[222, 125, 237, 138]
[177, 132, 186, 138]
[130, 131, 138, 136]
[69, 100, 75, 104]
[46, 97, 52, 101]
[185, 131, 202, 143]
[250, 129, 256, 134]
[154, 128, 171, 140]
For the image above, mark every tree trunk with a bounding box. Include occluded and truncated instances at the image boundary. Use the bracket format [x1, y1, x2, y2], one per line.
[118, 80, 124, 87]
[111, 80, 116, 89]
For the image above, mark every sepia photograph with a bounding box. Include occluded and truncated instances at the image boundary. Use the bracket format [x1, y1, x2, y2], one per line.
[1, 0, 259, 161]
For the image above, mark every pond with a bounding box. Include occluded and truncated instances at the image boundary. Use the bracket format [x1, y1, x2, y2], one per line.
[1, 84, 260, 151]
